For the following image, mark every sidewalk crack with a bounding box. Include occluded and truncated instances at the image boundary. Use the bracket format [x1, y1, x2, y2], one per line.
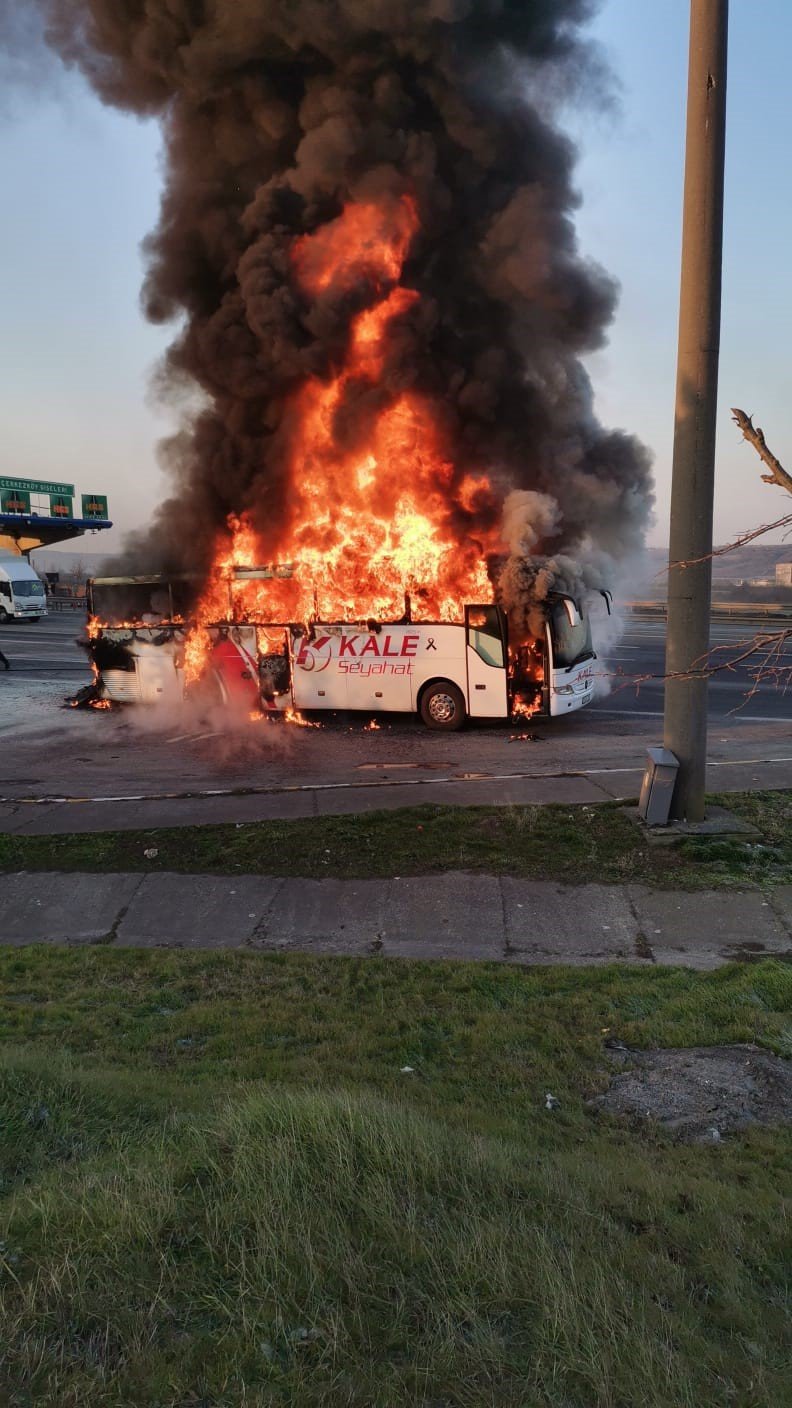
[499, 876, 514, 957]
[625, 887, 656, 964]
[246, 875, 288, 948]
[96, 873, 147, 946]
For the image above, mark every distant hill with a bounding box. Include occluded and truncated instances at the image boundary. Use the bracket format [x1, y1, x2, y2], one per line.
[631, 544, 791, 596]
[708, 542, 792, 581]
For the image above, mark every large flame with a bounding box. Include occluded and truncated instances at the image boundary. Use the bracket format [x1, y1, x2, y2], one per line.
[186, 193, 504, 679]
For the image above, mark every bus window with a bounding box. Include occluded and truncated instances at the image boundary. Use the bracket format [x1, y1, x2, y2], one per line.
[549, 597, 593, 669]
[466, 605, 505, 668]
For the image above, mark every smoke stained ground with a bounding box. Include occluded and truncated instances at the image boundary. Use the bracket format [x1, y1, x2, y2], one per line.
[28, 0, 653, 601]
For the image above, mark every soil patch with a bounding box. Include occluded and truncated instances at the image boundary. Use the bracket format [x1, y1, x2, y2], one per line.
[591, 1043, 792, 1142]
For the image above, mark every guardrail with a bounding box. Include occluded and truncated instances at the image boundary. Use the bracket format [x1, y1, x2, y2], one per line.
[625, 600, 792, 620]
[48, 598, 86, 613]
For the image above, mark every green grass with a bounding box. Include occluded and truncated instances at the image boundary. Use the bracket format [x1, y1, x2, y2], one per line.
[1, 948, 791, 1405]
[1, 790, 791, 889]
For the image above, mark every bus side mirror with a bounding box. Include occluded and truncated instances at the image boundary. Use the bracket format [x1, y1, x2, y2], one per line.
[562, 598, 582, 628]
[599, 590, 613, 616]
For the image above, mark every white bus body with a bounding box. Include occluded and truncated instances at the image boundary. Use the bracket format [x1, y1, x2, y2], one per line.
[0, 553, 48, 622]
[84, 580, 599, 728]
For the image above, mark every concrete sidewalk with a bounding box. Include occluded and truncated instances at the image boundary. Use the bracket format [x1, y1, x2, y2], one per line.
[2, 755, 791, 836]
[2, 871, 790, 969]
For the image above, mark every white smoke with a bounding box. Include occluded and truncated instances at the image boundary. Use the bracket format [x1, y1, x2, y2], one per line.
[500, 489, 561, 555]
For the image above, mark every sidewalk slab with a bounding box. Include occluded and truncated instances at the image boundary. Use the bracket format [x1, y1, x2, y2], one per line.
[254, 876, 387, 954]
[311, 774, 611, 817]
[2, 870, 790, 969]
[0, 872, 143, 944]
[383, 874, 504, 959]
[707, 761, 792, 793]
[5, 790, 318, 834]
[628, 887, 790, 969]
[500, 880, 645, 964]
[115, 874, 284, 948]
[583, 769, 645, 802]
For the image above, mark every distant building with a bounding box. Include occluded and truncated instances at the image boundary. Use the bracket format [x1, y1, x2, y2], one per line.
[776, 562, 792, 587]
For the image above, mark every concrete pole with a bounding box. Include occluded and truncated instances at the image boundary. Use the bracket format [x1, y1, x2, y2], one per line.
[664, 0, 729, 821]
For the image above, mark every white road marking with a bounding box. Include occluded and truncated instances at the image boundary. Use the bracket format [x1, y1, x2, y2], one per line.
[165, 731, 221, 743]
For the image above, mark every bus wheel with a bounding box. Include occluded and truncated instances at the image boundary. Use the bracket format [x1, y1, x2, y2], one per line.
[420, 680, 466, 731]
[0, 608, 10, 624]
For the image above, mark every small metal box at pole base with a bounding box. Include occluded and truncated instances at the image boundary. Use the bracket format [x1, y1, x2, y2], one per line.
[638, 747, 680, 826]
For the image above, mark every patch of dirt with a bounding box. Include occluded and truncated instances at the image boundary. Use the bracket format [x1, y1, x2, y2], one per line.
[590, 1043, 792, 1142]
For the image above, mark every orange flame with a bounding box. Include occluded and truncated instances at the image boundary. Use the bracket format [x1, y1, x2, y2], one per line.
[186, 193, 503, 682]
[292, 196, 419, 297]
[283, 707, 321, 729]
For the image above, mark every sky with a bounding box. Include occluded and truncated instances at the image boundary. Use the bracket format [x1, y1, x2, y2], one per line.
[1, 0, 790, 557]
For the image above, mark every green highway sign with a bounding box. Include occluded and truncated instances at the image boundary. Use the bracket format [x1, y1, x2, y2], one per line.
[0, 475, 76, 497]
[1, 488, 31, 513]
[81, 493, 109, 520]
[49, 494, 74, 519]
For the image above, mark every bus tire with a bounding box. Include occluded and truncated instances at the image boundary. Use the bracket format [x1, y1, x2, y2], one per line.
[419, 680, 466, 731]
[0, 608, 10, 624]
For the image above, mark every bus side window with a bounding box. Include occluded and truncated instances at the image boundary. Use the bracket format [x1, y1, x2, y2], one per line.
[0, 581, 11, 602]
[466, 606, 505, 668]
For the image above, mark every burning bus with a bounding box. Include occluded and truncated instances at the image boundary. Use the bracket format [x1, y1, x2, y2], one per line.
[81, 567, 607, 728]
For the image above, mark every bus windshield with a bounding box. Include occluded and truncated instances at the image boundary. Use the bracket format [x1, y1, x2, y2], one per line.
[549, 599, 593, 669]
[12, 579, 46, 599]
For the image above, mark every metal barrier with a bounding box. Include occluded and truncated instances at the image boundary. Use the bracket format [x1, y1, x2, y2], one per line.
[625, 600, 792, 621]
[48, 597, 86, 613]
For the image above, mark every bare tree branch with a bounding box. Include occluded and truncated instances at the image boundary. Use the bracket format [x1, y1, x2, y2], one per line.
[731, 408, 792, 495]
[661, 510, 792, 575]
[602, 624, 792, 702]
[614, 409, 792, 713]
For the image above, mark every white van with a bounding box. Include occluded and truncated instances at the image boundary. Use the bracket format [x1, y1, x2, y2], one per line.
[0, 553, 48, 622]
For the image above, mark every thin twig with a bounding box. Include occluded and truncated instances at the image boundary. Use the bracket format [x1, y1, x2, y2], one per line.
[731, 408, 792, 495]
[602, 626, 792, 696]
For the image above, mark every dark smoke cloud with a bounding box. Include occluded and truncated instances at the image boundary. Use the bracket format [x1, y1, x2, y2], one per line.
[34, 0, 653, 584]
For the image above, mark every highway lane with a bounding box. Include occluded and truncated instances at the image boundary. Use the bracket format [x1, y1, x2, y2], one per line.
[0, 613, 89, 679]
[593, 617, 791, 721]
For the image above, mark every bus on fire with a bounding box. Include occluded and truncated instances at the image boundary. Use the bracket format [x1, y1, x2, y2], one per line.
[82, 569, 608, 729]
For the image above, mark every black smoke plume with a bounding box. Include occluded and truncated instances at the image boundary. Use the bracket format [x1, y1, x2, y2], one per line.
[35, 0, 653, 594]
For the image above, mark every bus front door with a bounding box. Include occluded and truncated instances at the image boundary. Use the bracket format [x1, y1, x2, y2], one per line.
[465, 606, 509, 718]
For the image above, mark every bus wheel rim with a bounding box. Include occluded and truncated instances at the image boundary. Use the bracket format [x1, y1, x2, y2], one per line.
[429, 692, 455, 722]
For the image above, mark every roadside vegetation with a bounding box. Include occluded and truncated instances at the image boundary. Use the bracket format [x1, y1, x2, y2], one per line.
[1, 949, 790, 1407]
[1, 789, 790, 889]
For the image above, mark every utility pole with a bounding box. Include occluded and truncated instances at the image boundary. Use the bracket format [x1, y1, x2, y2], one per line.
[664, 0, 729, 821]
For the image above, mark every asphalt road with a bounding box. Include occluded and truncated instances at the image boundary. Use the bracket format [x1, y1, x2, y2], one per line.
[0, 608, 789, 834]
[593, 615, 791, 722]
[1, 610, 789, 720]
[0, 612, 88, 680]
